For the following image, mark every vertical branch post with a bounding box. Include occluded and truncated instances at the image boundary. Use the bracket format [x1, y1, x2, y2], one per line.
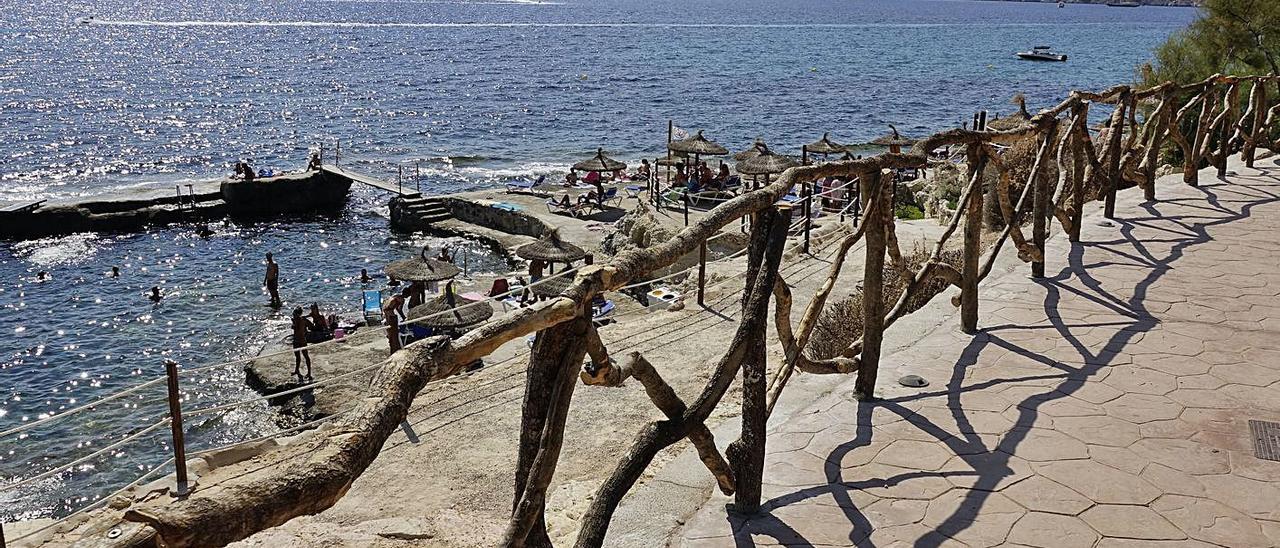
[1103, 88, 1130, 219]
[1068, 103, 1087, 242]
[802, 183, 812, 253]
[697, 241, 707, 307]
[164, 360, 190, 496]
[726, 207, 786, 515]
[335, 139, 341, 165]
[1032, 119, 1057, 278]
[1216, 83, 1239, 178]
[855, 169, 888, 398]
[682, 194, 690, 226]
[1142, 90, 1173, 201]
[1244, 82, 1267, 167]
[961, 145, 985, 333]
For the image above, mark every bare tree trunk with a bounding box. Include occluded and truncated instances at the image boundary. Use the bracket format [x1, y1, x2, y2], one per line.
[1104, 89, 1130, 219]
[855, 170, 889, 398]
[1140, 90, 1174, 200]
[1068, 103, 1087, 242]
[1214, 83, 1239, 178]
[507, 315, 592, 547]
[961, 148, 985, 333]
[1033, 119, 1059, 278]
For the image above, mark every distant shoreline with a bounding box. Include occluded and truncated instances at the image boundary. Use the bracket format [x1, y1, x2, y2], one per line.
[978, 0, 1201, 7]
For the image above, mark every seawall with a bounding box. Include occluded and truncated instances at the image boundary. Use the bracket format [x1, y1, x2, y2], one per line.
[0, 170, 351, 240]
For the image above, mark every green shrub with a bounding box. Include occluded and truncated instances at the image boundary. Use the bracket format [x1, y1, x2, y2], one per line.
[895, 204, 925, 220]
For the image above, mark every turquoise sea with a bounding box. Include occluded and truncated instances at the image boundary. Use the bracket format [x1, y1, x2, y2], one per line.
[0, 0, 1195, 521]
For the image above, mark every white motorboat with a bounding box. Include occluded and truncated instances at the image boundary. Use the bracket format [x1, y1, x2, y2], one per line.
[1017, 46, 1067, 62]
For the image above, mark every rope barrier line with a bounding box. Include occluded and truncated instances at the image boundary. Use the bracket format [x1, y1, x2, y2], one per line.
[0, 417, 170, 494]
[0, 376, 167, 441]
[184, 361, 387, 418]
[177, 265, 589, 378]
[6, 456, 177, 545]
[189, 412, 347, 458]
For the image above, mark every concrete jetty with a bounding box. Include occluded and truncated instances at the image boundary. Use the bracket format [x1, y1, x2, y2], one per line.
[0, 169, 351, 240]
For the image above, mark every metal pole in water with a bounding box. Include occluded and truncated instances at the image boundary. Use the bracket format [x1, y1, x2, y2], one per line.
[415, 161, 421, 193]
[164, 360, 189, 496]
[336, 140, 341, 165]
[398, 165, 403, 195]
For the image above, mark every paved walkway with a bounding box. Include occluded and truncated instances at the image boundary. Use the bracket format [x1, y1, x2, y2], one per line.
[675, 156, 1280, 547]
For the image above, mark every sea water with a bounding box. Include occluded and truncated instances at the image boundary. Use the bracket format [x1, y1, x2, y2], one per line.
[0, 0, 1193, 521]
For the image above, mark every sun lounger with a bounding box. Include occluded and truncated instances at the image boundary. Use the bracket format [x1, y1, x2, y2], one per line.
[506, 175, 547, 194]
[600, 187, 623, 208]
[593, 300, 615, 319]
[624, 185, 646, 198]
[547, 198, 590, 217]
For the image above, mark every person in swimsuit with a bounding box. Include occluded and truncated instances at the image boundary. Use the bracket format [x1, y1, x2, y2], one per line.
[291, 307, 313, 378]
[149, 286, 162, 302]
[264, 253, 281, 308]
[383, 287, 411, 353]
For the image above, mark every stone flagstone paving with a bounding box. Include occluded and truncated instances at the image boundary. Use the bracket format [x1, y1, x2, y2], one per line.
[674, 157, 1280, 547]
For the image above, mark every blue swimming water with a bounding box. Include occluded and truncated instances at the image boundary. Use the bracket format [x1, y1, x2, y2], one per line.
[0, 0, 1194, 522]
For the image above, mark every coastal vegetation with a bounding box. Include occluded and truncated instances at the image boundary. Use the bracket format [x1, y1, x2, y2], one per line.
[1144, 0, 1279, 84]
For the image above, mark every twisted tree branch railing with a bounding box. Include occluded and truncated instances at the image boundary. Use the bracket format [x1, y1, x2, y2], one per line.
[60, 73, 1280, 548]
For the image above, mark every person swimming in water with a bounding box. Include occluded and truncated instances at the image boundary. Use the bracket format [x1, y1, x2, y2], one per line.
[360, 268, 372, 283]
[110, 266, 120, 278]
[149, 286, 163, 302]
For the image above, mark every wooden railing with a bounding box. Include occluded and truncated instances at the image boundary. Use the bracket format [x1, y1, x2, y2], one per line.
[78, 73, 1279, 548]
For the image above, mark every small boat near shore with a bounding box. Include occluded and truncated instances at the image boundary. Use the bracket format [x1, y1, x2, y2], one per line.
[74, 15, 96, 25]
[1017, 46, 1068, 62]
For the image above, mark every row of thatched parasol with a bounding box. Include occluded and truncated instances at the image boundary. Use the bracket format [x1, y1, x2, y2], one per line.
[381, 229, 588, 328]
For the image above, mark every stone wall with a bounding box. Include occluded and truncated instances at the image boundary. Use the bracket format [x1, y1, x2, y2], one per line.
[440, 197, 551, 238]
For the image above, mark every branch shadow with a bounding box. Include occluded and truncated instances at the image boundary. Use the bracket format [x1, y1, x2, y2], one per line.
[723, 165, 1280, 547]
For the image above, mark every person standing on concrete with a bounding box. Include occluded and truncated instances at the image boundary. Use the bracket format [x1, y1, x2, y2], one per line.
[264, 253, 282, 308]
[383, 287, 411, 353]
[291, 306, 313, 379]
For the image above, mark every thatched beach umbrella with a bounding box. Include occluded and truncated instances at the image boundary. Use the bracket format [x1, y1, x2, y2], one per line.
[988, 93, 1032, 131]
[668, 130, 729, 157]
[407, 282, 493, 328]
[385, 246, 461, 282]
[573, 148, 627, 173]
[736, 142, 800, 190]
[870, 125, 917, 154]
[803, 132, 846, 163]
[733, 138, 770, 162]
[516, 229, 587, 264]
[668, 129, 728, 180]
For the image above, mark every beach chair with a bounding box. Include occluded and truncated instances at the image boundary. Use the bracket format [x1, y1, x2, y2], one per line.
[547, 198, 589, 217]
[592, 299, 615, 320]
[506, 175, 546, 194]
[600, 187, 623, 208]
[624, 185, 646, 198]
[362, 289, 383, 325]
